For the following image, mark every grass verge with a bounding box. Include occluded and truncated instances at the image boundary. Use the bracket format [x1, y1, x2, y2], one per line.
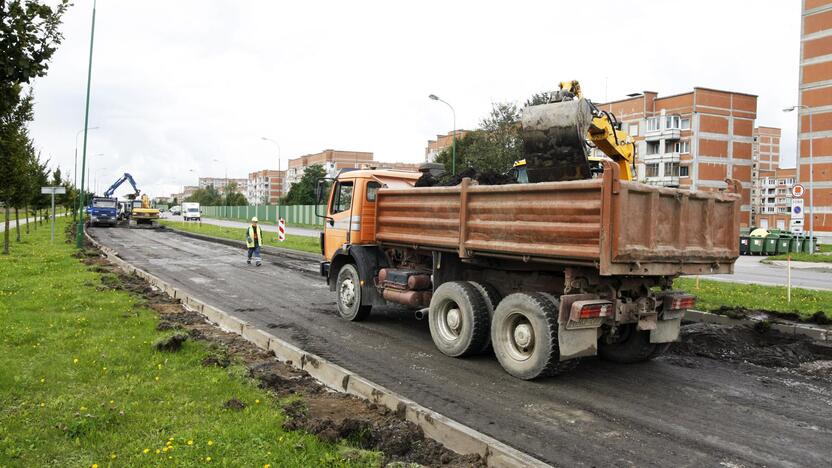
[766, 252, 832, 263]
[0, 217, 366, 466]
[160, 220, 320, 255]
[674, 277, 832, 322]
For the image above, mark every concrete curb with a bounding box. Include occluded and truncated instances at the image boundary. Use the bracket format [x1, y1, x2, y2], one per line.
[684, 309, 830, 341]
[85, 231, 549, 468]
[159, 225, 322, 262]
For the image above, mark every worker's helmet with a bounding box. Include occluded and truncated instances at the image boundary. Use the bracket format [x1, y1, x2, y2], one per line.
[251, 217, 258, 222]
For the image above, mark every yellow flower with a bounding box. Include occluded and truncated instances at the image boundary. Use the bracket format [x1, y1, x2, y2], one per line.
[80, 406, 87, 411]
[169, 437, 174, 441]
[264, 464, 270, 468]
[155, 449, 161, 454]
[40, 402, 45, 407]
[73, 358, 79, 364]
[109, 400, 114, 404]
[206, 457, 212, 462]
[163, 447, 169, 453]
[187, 440, 193, 445]
[110, 453, 117, 460]
[207, 440, 213, 446]
[92, 464, 98, 468]
[143, 448, 150, 454]
[40, 378, 45, 383]
[255, 399, 260, 404]
[155, 376, 160, 381]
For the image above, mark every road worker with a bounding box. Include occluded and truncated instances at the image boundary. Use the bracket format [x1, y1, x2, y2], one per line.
[246, 217, 263, 266]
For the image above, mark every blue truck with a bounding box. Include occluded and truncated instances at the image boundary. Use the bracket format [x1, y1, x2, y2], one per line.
[86, 196, 118, 226]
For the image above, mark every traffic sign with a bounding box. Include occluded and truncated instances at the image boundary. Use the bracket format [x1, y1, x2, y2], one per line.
[790, 219, 804, 233]
[791, 198, 804, 219]
[792, 184, 805, 198]
[41, 186, 66, 194]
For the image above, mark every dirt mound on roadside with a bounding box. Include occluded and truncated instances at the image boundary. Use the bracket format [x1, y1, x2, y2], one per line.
[710, 306, 831, 325]
[671, 322, 822, 369]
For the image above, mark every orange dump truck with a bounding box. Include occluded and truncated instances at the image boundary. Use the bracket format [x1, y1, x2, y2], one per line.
[317, 162, 740, 379]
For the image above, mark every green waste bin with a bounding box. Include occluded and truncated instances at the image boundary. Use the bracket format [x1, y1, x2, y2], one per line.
[802, 236, 817, 254]
[763, 235, 779, 255]
[739, 235, 750, 255]
[749, 236, 765, 255]
[776, 235, 792, 254]
[790, 235, 803, 253]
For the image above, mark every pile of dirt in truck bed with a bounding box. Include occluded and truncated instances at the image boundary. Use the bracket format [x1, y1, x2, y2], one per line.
[79, 234, 484, 467]
[669, 322, 832, 372]
[415, 167, 515, 187]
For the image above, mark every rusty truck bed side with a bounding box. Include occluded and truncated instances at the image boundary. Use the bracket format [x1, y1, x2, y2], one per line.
[373, 163, 740, 276]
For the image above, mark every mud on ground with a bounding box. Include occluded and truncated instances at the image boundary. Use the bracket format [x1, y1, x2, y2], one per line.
[76, 236, 483, 468]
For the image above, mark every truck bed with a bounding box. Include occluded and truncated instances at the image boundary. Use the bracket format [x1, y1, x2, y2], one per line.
[374, 163, 741, 276]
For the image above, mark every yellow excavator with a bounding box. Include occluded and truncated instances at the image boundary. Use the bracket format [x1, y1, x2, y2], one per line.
[520, 80, 636, 182]
[130, 193, 160, 226]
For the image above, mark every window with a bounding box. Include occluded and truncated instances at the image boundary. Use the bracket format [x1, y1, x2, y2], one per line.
[366, 181, 382, 201]
[330, 181, 354, 214]
[646, 141, 660, 155]
[666, 115, 680, 130]
[629, 123, 639, 136]
[680, 118, 691, 130]
[645, 163, 659, 177]
[679, 165, 690, 177]
[673, 140, 690, 153]
[664, 162, 680, 177]
[647, 117, 659, 132]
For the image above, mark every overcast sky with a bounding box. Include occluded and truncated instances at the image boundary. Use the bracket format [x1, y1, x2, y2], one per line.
[28, 0, 801, 198]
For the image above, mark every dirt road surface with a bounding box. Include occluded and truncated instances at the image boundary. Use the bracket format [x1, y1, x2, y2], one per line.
[90, 226, 832, 467]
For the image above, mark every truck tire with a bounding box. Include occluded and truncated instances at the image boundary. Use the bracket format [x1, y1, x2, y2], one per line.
[492, 292, 575, 380]
[335, 264, 371, 321]
[467, 281, 502, 354]
[598, 324, 657, 363]
[428, 281, 490, 358]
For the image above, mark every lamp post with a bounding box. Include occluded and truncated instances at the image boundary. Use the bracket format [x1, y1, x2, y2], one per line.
[76, 0, 98, 248]
[784, 105, 813, 252]
[74, 126, 99, 188]
[429, 94, 456, 175]
[94, 167, 108, 194]
[86, 153, 105, 195]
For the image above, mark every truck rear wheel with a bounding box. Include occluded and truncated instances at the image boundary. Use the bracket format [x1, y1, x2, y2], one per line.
[428, 281, 490, 358]
[492, 292, 575, 380]
[336, 264, 371, 321]
[467, 281, 501, 354]
[598, 324, 657, 363]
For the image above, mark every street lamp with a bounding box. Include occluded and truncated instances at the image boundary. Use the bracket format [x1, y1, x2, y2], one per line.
[784, 105, 813, 252]
[94, 167, 108, 194]
[261, 136, 282, 204]
[74, 126, 99, 188]
[75, 0, 98, 248]
[86, 153, 105, 195]
[429, 94, 456, 175]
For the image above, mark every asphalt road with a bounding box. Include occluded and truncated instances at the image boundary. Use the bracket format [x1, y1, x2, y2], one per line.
[708, 255, 832, 290]
[90, 226, 832, 467]
[163, 214, 321, 238]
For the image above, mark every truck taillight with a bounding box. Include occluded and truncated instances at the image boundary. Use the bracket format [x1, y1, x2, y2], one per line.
[668, 295, 696, 311]
[580, 303, 610, 318]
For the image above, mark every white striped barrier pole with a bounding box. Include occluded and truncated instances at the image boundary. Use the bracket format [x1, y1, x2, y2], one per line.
[278, 218, 286, 242]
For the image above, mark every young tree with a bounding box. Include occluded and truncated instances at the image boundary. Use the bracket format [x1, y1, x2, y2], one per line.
[0, 93, 33, 253]
[283, 164, 326, 205]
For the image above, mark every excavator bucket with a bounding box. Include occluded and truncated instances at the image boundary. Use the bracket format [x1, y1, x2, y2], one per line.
[521, 98, 594, 182]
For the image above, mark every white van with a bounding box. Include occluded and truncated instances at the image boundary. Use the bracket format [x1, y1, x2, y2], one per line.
[182, 202, 201, 221]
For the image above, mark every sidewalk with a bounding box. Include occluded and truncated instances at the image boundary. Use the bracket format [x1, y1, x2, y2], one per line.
[164, 214, 321, 238]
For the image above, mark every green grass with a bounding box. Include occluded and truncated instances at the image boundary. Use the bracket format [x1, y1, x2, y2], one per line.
[674, 277, 832, 320]
[161, 220, 321, 255]
[0, 218, 366, 467]
[766, 251, 832, 263]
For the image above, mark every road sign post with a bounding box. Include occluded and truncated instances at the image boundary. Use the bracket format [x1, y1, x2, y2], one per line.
[41, 186, 66, 242]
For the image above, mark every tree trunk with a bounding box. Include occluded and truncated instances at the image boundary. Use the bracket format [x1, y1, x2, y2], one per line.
[3, 206, 10, 255]
[25, 205, 30, 234]
[14, 207, 20, 242]
[33, 209, 37, 230]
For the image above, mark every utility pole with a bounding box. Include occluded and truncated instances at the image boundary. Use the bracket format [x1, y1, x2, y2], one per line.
[76, 0, 97, 248]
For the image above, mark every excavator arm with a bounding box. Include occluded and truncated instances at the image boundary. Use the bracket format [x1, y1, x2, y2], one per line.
[103, 173, 141, 199]
[521, 80, 636, 182]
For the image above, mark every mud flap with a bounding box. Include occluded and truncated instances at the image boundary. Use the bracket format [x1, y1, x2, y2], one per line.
[650, 318, 681, 343]
[558, 324, 599, 361]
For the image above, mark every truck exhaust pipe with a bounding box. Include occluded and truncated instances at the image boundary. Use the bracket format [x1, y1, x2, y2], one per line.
[414, 308, 427, 321]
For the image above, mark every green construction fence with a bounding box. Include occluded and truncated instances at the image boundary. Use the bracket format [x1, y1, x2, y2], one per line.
[199, 205, 326, 226]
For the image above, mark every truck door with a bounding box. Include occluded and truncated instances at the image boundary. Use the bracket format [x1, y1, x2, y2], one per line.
[324, 179, 356, 260]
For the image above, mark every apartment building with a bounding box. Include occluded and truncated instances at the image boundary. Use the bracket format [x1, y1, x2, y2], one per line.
[752, 127, 781, 173]
[425, 130, 471, 162]
[799, 0, 832, 241]
[198, 177, 247, 194]
[752, 168, 797, 230]
[246, 170, 285, 205]
[597, 87, 757, 225]
[286, 149, 374, 189]
[182, 185, 198, 198]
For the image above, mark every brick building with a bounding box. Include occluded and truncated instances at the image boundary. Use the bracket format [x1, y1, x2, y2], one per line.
[798, 0, 832, 241]
[425, 130, 471, 162]
[752, 126, 781, 173]
[247, 169, 285, 205]
[751, 167, 797, 230]
[286, 149, 374, 189]
[597, 87, 758, 225]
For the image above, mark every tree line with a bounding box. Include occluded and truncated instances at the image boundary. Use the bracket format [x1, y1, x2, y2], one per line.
[0, 0, 71, 255]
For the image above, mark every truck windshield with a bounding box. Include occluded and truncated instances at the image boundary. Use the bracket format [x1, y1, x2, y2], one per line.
[93, 199, 116, 208]
[187, 207, 199, 212]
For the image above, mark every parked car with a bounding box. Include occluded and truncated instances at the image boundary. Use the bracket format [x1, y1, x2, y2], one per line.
[170, 205, 181, 216]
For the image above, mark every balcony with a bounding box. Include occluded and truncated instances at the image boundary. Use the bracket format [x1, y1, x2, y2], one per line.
[644, 127, 681, 142]
[642, 151, 680, 162]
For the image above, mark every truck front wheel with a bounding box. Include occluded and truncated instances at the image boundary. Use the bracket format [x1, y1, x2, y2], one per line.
[428, 281, 490, 358]
[335, 264, 371, 321]
[598, 324, 657, 363]
[492, 292, 575, 380]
